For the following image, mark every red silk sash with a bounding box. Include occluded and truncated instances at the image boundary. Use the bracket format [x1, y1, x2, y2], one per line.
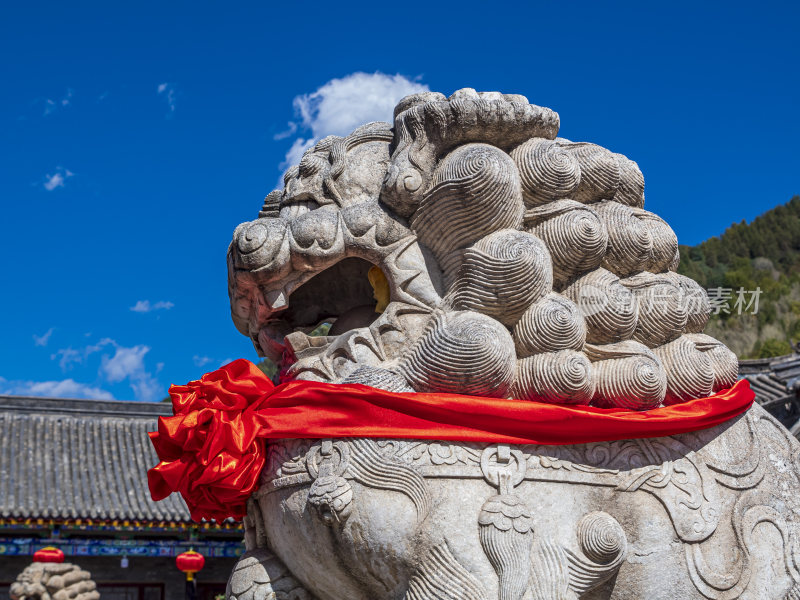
[148, 359, 754, 521]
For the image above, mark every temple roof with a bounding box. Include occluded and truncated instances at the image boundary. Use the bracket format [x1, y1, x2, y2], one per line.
[0, 395, 192, 523]
[740, 353, 800, 405]
[739, 353, 800, 436]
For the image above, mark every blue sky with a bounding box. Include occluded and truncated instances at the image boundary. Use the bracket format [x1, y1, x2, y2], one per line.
[1, 1, 798, 401]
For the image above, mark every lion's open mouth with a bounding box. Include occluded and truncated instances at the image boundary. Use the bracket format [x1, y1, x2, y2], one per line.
[252, 257, 383, 370]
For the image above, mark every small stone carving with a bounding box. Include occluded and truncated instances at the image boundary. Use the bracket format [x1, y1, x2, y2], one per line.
[10, 562, 99, 600]
[479, 446, 533, 600]
[306, 440, 353, 526]
[479, 494, 533, 600]
[576, 511, 627, 564]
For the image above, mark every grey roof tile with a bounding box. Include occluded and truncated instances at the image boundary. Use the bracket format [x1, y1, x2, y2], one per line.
[0, 395, 192, 522]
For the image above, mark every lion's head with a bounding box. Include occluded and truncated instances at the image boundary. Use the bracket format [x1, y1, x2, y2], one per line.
[227, 88, 736, 408]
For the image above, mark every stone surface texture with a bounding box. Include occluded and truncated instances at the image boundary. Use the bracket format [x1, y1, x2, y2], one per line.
[225, 89, 800, 599]
[10, 562, 99, 600]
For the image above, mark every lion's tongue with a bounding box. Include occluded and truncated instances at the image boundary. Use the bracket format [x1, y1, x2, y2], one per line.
[278, 346, 298, 382]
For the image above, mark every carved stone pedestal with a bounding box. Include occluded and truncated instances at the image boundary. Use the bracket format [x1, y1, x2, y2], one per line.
[226, 404, 800, 600]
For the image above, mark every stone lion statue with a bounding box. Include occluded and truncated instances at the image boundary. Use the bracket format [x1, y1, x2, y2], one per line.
[225, 89, 800, 599]
[10, 562, 99, 600]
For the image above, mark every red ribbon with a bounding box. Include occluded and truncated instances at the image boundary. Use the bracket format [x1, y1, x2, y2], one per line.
[148, 359, 754, 522]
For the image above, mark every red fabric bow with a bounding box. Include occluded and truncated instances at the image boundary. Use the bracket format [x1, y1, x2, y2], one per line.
[148, 359, 754, 522]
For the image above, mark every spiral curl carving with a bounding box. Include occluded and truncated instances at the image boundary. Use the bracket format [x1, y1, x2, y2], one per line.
[447, 229, 552, 326]
[577, 511, 627, 564]
[411, 144, 524, 283]
[511, 138, 581, 207]
[632, 208, 680, 272]
[685, 333, 739, 391]
[653, 336, 715, 405]
[513, 293, 586, 357]
[231, 219, 291, 274]
[401, 311, 516, 397]
[586, 341, 667, 410]
[663, 272, 711, 333]
[563, 268, 639, 344]
[563, 142, 621, 203]
[613, 154, 645, 208]
[621, 272, 688, 347]
[513, 350, 595, 405]
[524, 200, 608, 287]
[341, 366, 415, 393]
[595, 201, 653, 277]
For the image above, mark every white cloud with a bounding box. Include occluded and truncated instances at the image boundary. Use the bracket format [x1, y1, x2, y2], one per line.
[273, 121, 297, 140]
[43, 167, 74, 191]
[0, 377, 113, 400]
[158, 83, 177, 114]
[130, 373, 162, 402]
[278, 72, 428, 174]
[193, 355, 214, 367]
[52, 347, 83, 371]
[130, 300, 174, 313]
[51, 337, 114, 371]
[33, 327, 54, 347]
[100, 343, 161, 402]
[101, 344, 150, 382]
[47, 337, 162, 401]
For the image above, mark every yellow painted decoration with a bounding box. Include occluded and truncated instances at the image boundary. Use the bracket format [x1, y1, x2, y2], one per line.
[368, 266, 390, 314]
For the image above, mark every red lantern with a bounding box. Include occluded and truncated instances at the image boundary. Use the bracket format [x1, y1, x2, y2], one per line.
[176, 550, 205, 581]
[33, 547, 64, 563]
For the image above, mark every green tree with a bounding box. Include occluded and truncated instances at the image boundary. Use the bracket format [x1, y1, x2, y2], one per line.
[757, 338, 792, 359]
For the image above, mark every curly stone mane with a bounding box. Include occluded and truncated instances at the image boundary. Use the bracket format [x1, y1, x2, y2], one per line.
[226, 88, 736, 410]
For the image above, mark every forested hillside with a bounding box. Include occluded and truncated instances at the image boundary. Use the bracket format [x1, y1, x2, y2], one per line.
[678, 196, 800, 358]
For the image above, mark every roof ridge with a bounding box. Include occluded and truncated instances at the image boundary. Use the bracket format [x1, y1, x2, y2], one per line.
[0, 395, 172, 417]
